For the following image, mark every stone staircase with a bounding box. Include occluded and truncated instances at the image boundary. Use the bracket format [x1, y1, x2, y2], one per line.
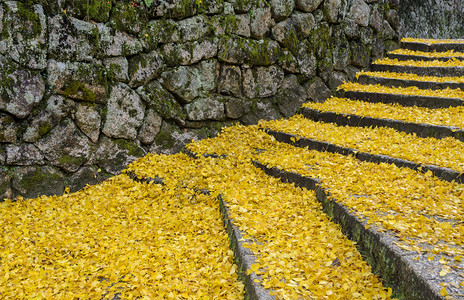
[2, 39, 464, 299]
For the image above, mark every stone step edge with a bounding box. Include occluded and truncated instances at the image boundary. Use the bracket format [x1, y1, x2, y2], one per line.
[401, 41, 464, 52]
[356, 74, 464, 91]
[252, 160, 442, 300]
[387, 53, 464, 62]
[300, 106, 464, 142]
[264, 129, 463, 184]
[371, 64, 464, 77]
[340, 89, 464, 109]
[127, 159, 274, 300]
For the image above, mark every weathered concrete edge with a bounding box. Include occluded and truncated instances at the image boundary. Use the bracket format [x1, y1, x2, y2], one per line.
[387, 53, 464, 62]
[125, 170, 165, 185]
[357, 74, 464, 91]
[401, 41, 464, 52]
[219, 196, 276, 300]
[264, 129, 463, 184]
[371, 64, 464, 77]
[252, 160, 442, 300]
[300, 107, 464, 142]
[340, 90, 464, 108]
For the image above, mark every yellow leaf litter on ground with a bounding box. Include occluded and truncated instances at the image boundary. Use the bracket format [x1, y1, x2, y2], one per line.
[339, 82, 464, 99]
[401, 37, 464, 45]
[127, 139, 393, 299]
[389, 48, 464, 58]
[303, 97, 464, 129]
[186, 125, 464, 259]
[356, 70, 464, 84]
[0, 172, 244, 299]
[262, 114, 464, 173]
[373, 57, 464, 67]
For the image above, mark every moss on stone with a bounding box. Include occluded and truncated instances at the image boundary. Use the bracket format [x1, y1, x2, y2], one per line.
[16, 2, 42, 39]
[38, 122, 52, 137]
[111, 1, 147, 34]
[62, 81, 96, 103]
[113, 139, 145, 157]
[58, 154, 86, 168]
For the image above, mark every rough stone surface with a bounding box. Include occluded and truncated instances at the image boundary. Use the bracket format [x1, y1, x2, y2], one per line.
[103, 83, 145, 140]
[279, 49, 300, 73]
[98, 25, 143, 57]
[162, 38, 218, 66]
[350, 40, 370, 68]
[296, 0, 324, 12]
[75, 103, 101, 143]
[136, 80, 185, 123]
[275, 75, 308, 117]
[250, 7, 274, 38]
[160, 59, 218, 102]
[68, 166, 106, 193]
[11, 166, 65, 199]
[178, 15, 212, 42]
[104, 57, 129, 83]
[23, 95, 73, 143]
[150, 121, 200, 155]
[241, 100, 280, 125]
[97, 136, 146, 175]
[328, 71, 347, 91]
[138, 109, 162, 145]
[128, 50, 163, 88]
[225, 97, 249, 119]
[297, 41, 317, 78]
[0, 113, 17, 143]
[0, 168, 12, 200]
[291, 13, 316, 39]
[323, 0, 342, 23]
[218, 36, 281, 66]
[6, 144, 45, 166]
[270, 0, 295, 21]
[304, 77, 332, 103]
[351, 0, 371, 27]
[36, 120, 93, 173]
[185, 96, 226, 121]
[218, 64, 242, 97]
[242, 65, 285, 98]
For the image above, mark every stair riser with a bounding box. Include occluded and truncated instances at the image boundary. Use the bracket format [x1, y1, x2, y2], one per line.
[387, 53, 464, 62]
[357, 74, 464, 91]
[401, 41, 464, 52]
[372, 64, 464, 77]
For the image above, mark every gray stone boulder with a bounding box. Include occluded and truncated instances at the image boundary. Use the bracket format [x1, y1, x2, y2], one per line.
[48, 15, 100, 61]
[0, 57, 45, 119]
[11, 166, 65, 199]
[350, 40, 370, 68]
[228, 0, 267, 13]
[150, 121, 200, 155]
[23, 95, 73, 143]
[274, 75, 308, 117]
[0, 2, 47, 70]
[97, 136, 146, 174]
[185, 96, 226, 121]
[104, 57, 129, 83]
[296, 0, 324, 12]
[270, 0, 295, 21]
[272, 19, 299, 54]
[250, 7, 274, 38]
[138, 108, 162, 145]
[110, 1, 146, 34]
[36, 120, 93, 173]
[323, 0, 341, 23]
[0, 113, 17, 143]
[62, 0, 112, 23]
[278, 49, 299, 73]
[218, 64, 242, 97]
[369, 8, 383, 32]
[218, 36, 281, 66]
[140, 19, 180, 50]
[327, 71, 347, 91]
[160, 59, 218, 103]
[102, 83, 145, 140]
[47, 60, 107, 104]
[149, 0, 197, 19]
[297, 41, 317, 79]
[6, 144, 45, 166]
[68, 166, 107, 193]
[241, 100, 280, 125]
[162, 38, 218, 66]
[178, 15, 212, 42]
[128, 50, 163, 88]
[136, 80, 185, 123]
[332, 26, 351, 70]
[291, 13, 316, 39]
[98, 24, 144, 57]
[242, 65, 285, 98]
[304, 77, 332, 103]
[0, 168, 12, 200]
[74, 103, 101, 143]
[225, 97, 250, 119]
[350, 0, 370, 27]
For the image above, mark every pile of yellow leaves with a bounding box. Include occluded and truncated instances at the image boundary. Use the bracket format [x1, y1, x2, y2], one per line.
[401, 38, 464, 45]
[262, 115, 464, 172]
[356, 70, 464, 84]
[303, 97, 464, 129]
[374, 57, 464, 67]
[339, 82, 464, 99]
[389, 49, 464, 58]
[0, 172, 244, 299]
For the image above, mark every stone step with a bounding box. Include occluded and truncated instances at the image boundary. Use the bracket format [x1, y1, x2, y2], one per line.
[339, 89, 464, 109]
[252, 160, 445, 300]
[371, 63, 464, 77]
[401, 40, 464, 52]
[356, 73, 464, 90]
[264, 128, 463, 184]
[387, 53, 464, 62]
[300, 106, 464, 143]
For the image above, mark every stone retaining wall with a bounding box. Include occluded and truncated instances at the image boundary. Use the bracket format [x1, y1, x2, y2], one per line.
[399, 0, 464, 38]
[0, 0, 400, 199]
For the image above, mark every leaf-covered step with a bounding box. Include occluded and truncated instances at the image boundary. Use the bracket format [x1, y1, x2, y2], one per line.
[338, 82, 464, 108]
[301, 98, 464, 141]
[401, 38, 464, 52]
[372, 58, 464, 77]
[387, 49, 464, 62]
[356, 72, 464, 90]
[265, 128, 463, 183]
[252, 144, 464, 299]
[262, 115, 464, 174]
